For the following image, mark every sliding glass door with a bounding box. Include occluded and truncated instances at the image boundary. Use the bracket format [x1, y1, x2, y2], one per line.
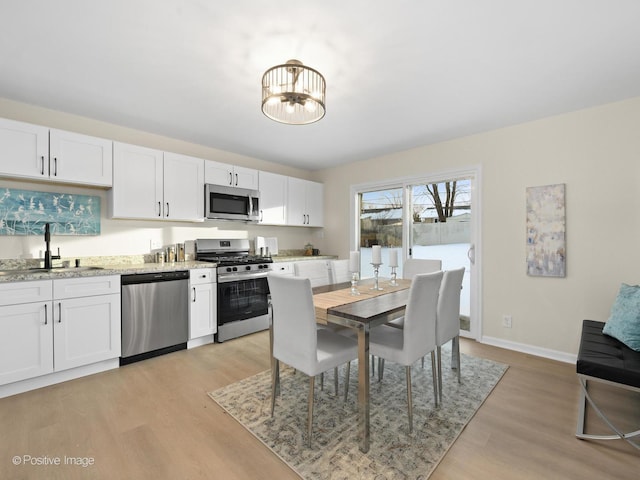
[353, 167, 480, 339]
[408, 180, 472, 333]
[358, 188, 403, 279]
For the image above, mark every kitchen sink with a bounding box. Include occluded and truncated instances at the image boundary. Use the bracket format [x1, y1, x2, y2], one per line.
[0, 266, 104, 276]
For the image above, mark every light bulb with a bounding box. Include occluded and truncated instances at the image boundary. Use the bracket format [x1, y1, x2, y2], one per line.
[304, 100, 317, 112]
[286, 102, 295, 114]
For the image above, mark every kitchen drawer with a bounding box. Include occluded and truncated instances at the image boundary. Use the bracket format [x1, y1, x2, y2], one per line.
[53, 275, 120, 299]
[0, 280, 52, 306]
[270, 262, 294, 276]
[190, 268, 215, 285]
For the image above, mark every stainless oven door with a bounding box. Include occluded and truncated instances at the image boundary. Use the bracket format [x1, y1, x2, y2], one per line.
[217, 275, 269, 325]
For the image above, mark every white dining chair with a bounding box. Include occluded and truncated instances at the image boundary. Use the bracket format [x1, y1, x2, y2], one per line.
[329, 259, 351, 284]
[293, 260, 331, 287]
[369, 271, 443, 433]
[436, 267, 465, 403]
[267, 274, 358, 447]
[386, 258, 442, 330]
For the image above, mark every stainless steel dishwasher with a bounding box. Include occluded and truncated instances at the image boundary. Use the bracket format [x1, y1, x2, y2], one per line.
[120, 270, 189, 365]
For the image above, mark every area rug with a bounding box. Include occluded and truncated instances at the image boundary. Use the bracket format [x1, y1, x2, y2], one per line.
[209, 350, 508, 479]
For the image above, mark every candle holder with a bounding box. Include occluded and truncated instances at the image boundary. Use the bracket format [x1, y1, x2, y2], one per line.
[350, 272, 360, 296]
[370, 263, 383, 290]
[389, 266, 398, 286]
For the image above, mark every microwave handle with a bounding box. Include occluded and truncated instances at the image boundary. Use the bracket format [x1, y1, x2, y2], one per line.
[248, 194, 254, 217]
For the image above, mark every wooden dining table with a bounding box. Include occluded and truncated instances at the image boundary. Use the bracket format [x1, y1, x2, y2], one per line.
[312, 277, 412, 453]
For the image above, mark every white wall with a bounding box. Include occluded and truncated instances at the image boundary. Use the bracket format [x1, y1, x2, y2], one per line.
[0, 98, 326, 260]
[316, 97, 640, 356]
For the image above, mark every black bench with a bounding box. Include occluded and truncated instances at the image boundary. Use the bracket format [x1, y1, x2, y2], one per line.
[576, 320, 640, 449]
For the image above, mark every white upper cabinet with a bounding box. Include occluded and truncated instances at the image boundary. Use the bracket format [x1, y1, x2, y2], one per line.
[0, 118, 113, 187]
[0, 118, 48, 179]
[110, 143, 204, 221]
[110, 142, 164, 219]
[287, 177, 324, 227]
[49, 129, 113, 187]
[205, 160, 258, 190]
[258, 171, 287, 225]
[163, 152, 205, 221]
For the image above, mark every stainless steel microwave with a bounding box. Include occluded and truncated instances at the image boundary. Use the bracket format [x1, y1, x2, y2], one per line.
[205, 183, 260, 222]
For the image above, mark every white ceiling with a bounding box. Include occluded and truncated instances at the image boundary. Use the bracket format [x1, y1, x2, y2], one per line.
[2, 1, 640, 171]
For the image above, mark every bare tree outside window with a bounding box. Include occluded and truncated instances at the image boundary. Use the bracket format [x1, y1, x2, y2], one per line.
[413, 180, 470, 223]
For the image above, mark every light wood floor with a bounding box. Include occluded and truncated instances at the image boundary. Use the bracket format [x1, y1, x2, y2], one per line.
[1, 333, 638, 479]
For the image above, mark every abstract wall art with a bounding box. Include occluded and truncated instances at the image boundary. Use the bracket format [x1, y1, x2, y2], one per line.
[0, 187, 100, 236]
[526, 183, 565, 277]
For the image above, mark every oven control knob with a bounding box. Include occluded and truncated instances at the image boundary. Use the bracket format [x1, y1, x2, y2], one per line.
[226, 267, 233, 273]
[245, 265, 251, 271]
[232, 267, 238, 272]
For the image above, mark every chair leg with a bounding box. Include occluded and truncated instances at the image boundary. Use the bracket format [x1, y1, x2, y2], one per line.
[378, 357, 385, 382]
[405, 365, 413, 433]
[334, 366, 339, 396]
[437, 345, 443, 404]
[431, 350, 439, 407]
[371, 355, 376, 375]
[455, 335, 461, 384]
[344, 361, 351, 403]
[307, 375, 315, 448]
[320, 372, 324, 391]
[271, 359, 279, 416]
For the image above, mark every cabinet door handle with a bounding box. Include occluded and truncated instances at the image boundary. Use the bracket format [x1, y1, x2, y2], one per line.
[44, 303, 48, 325]
[58, 302, 62, 323]
[40, 156, 45, 175]
[235, 173, 238, 186]
[192, 287, 197, 302]
[229, 172, 233, 186]
[259, 209, 263, 222]
[53, 157, 58, 176]
[166, 202, 170, 217]
[158, 201, 162, 217]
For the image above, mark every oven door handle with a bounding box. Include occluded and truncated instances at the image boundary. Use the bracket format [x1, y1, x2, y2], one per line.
[217, 271, 270, 283]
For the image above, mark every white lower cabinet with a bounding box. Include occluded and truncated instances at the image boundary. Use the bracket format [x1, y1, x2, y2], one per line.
[53, 282, 121, 372]
[0, 299, 54, 385]
[189, 269, 217, 346]
[0, 276, 121, 388]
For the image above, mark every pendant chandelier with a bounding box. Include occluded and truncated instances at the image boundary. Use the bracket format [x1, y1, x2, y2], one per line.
[261, 59, 326, 125]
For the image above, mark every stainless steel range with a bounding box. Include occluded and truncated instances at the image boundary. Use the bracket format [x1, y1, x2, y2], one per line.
[195, 238, 272, 342]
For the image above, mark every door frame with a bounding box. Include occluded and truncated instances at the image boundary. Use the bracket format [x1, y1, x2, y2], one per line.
[350, 165, 482, 340]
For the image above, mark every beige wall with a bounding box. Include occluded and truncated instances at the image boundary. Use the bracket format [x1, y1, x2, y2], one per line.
[0, 98, 325, 259]
[316, 97, 640, 356]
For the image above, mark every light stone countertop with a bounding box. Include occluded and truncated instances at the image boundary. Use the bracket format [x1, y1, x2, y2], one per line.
[0, 261, 215, 283]
[271, 255, 337, 262]
[0, 254, 339, 283]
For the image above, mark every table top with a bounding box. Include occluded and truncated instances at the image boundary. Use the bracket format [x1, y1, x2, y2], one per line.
[313, 278, 411, 326]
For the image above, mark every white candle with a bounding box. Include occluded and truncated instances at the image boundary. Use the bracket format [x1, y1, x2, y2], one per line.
[349, 251, 360, 272]
[372, 245, 382, 264]
[388, 249, 398, 267]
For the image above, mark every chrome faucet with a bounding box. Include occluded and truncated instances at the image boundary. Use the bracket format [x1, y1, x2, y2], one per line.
[43, 223, 61, 269]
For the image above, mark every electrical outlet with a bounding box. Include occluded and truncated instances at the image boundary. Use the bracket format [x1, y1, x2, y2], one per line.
[150, 239, 162, 250]
[502, 315, 512, 328]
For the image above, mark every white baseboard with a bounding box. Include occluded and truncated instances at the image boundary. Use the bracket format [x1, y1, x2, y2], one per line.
[187, 335, 214, 349]
[481, 336, 577, 364]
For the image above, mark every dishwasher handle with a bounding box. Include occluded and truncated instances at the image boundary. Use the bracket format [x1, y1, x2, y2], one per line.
[121, 270, 189, 285]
